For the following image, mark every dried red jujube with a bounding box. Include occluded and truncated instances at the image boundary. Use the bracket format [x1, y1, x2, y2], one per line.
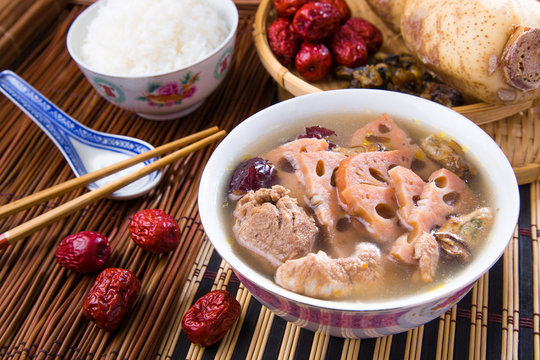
[267, 17, 301, 67]
[55, 231, 111, 273]
[274, 0, 308, 18]
[330, 26, 369, 67]
[291, 2, 341, 41]
[318, 0, 351, 23]
[228, 157, 277, 200]
[82, 268, 141, 332]
[341, 18, 383, 54]
[298, 125, 337, 149]
[297, 125, 336, 139]
[295, 42, 333, 81]
[182, 290, 241, 347]
[129, 209, 181, 253]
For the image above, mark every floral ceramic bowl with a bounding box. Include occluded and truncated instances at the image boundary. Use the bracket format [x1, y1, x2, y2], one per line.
[198, 89, 520, 338]
[66, 0, 238, 120]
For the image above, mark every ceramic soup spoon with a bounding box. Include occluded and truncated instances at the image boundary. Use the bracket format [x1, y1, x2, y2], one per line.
[0, 70, 162, 200]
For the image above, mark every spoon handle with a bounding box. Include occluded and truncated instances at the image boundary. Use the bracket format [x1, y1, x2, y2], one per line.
[0, 126, 220, 219]
[0, 130, 226, 249]
[0, 70, 87, 176]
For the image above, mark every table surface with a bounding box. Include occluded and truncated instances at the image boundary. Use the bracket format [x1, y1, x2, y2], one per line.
[0, 2, 538, 360]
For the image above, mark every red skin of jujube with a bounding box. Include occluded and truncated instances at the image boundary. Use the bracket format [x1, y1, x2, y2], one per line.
[182, 290, 241, 347]
[82, 268, 141, 332]
[317, 0, 351, 23]
[55, 231, 111, 273]
[330, 26, 369, 67]
[129, 209, 181, 254]
[267, 17, 301, 67]
[341, 17, 383, 54]
[274, 0, 308, 18]
[228, 157, 277, 199]
[295, 42, 333, 81]
[291, 2, 341, 41]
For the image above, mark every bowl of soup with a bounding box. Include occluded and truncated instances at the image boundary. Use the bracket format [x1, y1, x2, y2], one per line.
[67, 0, 238, 120]
[198, 89, 519, 338]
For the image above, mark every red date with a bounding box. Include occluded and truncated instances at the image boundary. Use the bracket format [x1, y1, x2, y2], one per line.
[297, 125, 336, 139]
[298, 126, 337, 149]
[291, 2, 341, 41]
[55, 231, 110, 273]
[129, 209, 181, 253]
[295, 42, 333, 81]
[182, 290, 241, 347]
[267, 17, 301, 67]
[318, 0, 351, 23]
[274, 0, 308, 18]
[341, 18, 383, 54]
[82, 268, 141, 332]
[330, 25, 369, 67]
[228, 157, 277, 200]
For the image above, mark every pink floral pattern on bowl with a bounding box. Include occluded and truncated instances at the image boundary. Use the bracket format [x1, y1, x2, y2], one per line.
[235, 269, 474, 338]
[137, 72, 199, 107]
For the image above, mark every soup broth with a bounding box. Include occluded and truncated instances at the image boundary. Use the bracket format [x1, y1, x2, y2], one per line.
[223, 112, 493, 301]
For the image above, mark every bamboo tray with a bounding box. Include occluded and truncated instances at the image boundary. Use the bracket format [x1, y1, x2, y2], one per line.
[253, 0, 540, 185]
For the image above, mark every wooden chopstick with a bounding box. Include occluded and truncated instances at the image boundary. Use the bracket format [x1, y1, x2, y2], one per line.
[0, 126, 220, 219]
[0, 129, 226, 250]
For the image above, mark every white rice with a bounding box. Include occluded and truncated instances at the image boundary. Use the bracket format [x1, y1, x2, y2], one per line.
[81, 0, 229, 76]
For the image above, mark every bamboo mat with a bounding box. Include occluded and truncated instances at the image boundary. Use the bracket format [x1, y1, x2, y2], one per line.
[0, 3, 537, 360]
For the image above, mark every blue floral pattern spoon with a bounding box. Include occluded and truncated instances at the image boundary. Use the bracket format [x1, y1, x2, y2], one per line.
[0, 70, 162, 200]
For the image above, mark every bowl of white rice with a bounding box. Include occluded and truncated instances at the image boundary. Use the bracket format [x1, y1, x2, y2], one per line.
[67, 0, 238, 120]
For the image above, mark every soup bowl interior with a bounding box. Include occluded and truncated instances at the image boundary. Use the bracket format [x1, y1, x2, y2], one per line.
[66, 0, 238, 120]
[198, 89, 519, 338]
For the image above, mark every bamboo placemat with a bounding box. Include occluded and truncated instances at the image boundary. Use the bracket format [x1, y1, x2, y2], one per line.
[170, 185, 535, 360]
[0, 2, 537, 360]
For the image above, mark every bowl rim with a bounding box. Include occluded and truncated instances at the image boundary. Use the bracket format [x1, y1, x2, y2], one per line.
[199, 89, 520, 312]
[66, 0, 239, 79]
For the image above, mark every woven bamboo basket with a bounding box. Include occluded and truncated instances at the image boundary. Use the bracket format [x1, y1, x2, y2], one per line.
[253, 0, 540, 185]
